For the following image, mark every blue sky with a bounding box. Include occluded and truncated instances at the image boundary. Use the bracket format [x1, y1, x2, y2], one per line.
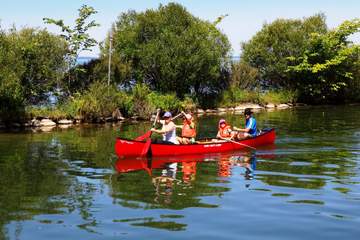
[1, 0, 359, 57]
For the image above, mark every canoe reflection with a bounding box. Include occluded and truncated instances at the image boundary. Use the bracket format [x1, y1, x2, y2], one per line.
[115, 151, 259, 182]
[113, 150, 275, 207]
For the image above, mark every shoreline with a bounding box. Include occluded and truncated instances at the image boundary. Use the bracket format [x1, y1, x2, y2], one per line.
[1, 102, 359, 132]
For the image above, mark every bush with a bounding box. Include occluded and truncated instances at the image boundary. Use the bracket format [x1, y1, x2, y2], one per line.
[260, 90, 298, 104]
[72, 81, 131, 121]
[219, 88, 260, 107]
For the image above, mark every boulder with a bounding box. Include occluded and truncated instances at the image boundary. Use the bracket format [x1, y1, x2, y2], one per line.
[196, 109, 205, 114]
[205, 109, 216, 113]
[30, 119, 41, 127]
[58, 119, 73, 125]
[217, 108, 227, 112]
[234, 103, 264, 111]
[265, 103, 276, 108]
[277, 104, 290, 109]
[39, 119, 56, 127]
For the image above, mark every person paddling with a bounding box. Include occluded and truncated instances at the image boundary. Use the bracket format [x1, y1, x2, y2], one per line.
[176, 111, 196, 144]
[234, 108, 257, 139]
[216, 119, 236, 140]
[151, 111, 178, 144]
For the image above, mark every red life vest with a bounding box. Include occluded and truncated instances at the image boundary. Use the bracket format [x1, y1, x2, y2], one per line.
[181, 119, 196, 138]
[219, 124, 232, 138]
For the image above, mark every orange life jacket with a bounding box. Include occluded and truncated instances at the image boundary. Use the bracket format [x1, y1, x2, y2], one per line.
[219, 124, 232, 138]
[181, 119, 196, 138]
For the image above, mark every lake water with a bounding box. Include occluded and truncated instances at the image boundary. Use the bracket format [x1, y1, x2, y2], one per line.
[0, 106, 359, 239]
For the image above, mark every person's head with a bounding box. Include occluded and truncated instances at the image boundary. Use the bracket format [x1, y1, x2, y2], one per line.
[244, 108, 253, 119]
[163, 111, 172, 123]
[219, 119, 226, 128]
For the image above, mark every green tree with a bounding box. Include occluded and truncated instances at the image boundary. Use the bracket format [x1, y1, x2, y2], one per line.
[241, 14, 327, 89]
[0, 28, 25, 121]
[107, 3, 231, 107]
[43, 4, 100, 95]
[287, 19, 360, 102]
[0, 27, 67, 121]
[9, 28, 67, 104]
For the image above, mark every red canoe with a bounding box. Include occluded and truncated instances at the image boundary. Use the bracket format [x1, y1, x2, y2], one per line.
[115, 128, 275, 158]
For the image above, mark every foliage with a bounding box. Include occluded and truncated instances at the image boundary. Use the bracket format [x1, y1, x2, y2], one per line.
[0, 29, 25, 121]
[0, 27, 67, 121]
[260, 90, 298, 104]
[230, 61, 259, 90]
[241, 14, 327, 88]
[287, 19, 360, 102]
[219, 88, 260, 107]
[108, 3, 231, 106]
[9, 28, 68, 104]
[73, 81, 131, 121]
[44, 4, 100, 95]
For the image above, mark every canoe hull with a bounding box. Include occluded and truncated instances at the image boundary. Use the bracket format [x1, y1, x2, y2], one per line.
[115, 128, 276, 158]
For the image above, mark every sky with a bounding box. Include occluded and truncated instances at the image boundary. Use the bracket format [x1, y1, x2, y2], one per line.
[1, 0, 359, 57]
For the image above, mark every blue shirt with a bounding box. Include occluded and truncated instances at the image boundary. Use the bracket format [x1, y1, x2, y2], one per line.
[245, 117, 257, 136]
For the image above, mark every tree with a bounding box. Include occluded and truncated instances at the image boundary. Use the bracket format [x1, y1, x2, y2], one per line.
[107, 3, 231, 106]
[241, 14, 328, 89]
[0, 26, 67, 121]
[43, 4, 100, 95]
[287, 19, 360, 102]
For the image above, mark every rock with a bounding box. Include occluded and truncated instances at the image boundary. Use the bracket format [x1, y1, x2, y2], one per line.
[277, 104, 290, 109]
[196, 109, 205, 114]
[58, 119, 73, 125]
[205, 109, 216, 113]
[265, 103, 276, 108]
[31, 119, 41, 127]
[234, 103, 264, 111]
[234, 106, 244, 111]
[11, 122, 22, 128]
[23, 121, 32, 127]
[0, 124, 5, 129]
[40, 119, 56, 127]
[295, 103, 307, 107]
[227, 107, 235, 112]
[217, 108, 227, 112]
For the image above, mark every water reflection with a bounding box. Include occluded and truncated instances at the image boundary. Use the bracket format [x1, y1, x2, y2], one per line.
[1, 106, 360, 239]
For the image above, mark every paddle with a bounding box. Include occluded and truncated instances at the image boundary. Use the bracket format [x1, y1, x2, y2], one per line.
[140, 109, 161, 156]
[135, 109, 161, 141]
[219, 137, 257, 150]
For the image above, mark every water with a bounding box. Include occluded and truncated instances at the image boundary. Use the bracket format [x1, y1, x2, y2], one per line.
[0, 106, 359, 239]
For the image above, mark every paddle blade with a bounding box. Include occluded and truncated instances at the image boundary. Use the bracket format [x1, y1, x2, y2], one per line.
[135, 130, 152, 141]
[140, 138, 152, 157]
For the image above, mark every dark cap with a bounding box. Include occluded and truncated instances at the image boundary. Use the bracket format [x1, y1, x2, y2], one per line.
[244, 108, 253, 116]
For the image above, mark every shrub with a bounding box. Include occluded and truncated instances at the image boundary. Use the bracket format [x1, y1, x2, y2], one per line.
[73, 81, 131, 121]
[219, 87, 261, 107]
[260, 90, 298, 104]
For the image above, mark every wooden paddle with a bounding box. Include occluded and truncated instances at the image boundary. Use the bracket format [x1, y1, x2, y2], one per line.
[135, 109, 161, 141]
[140, 109, 161, 156]
[219, 137, 257, 150]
